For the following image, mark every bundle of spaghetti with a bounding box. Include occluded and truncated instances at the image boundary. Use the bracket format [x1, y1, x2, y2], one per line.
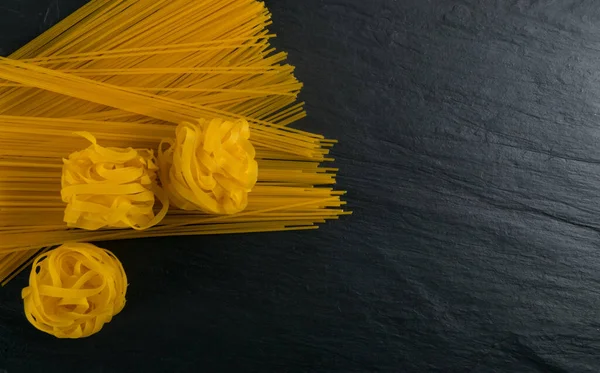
[2, 0, 305, 125]
[0, 0, 348, 284]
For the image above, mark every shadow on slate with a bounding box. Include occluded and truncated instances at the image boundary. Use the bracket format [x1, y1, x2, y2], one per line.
[2, 0, 600, 372]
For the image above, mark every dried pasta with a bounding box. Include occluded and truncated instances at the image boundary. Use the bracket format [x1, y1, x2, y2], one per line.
[0, 0, 348, 284]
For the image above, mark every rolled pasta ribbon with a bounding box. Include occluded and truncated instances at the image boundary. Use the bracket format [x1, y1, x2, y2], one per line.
[158, 118, 258, 214]
[61, 132, 169, 230]
[22, 243, 127, 339]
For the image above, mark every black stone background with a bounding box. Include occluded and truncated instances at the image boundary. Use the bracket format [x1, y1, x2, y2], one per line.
[3, 1, 600, 372]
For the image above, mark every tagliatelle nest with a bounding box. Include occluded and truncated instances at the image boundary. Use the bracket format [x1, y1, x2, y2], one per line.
[159, 119, 258, 215]
[61, 132, 169, 230]
[22, 243, 127, 339]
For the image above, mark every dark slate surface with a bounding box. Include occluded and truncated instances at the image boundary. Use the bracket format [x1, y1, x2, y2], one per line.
[2, 0, 600, 372]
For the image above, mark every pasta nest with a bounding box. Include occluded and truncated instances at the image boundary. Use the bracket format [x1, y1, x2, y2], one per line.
[159, 118, 258, 214]
[61, 132, 168, 230]
[22, 243, 127, 339]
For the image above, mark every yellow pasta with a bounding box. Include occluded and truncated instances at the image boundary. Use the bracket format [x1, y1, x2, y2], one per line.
[159, 119, 258, 214]
[62, 132, 168, 230]
[22, 243, 127, 339]
[0, 0, 349, 284]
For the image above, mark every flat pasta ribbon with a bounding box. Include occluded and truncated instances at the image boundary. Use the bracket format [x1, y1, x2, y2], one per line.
[158, 119, 258, 214]
[62, 132, 169, 230]
[22, 243, 127, 339]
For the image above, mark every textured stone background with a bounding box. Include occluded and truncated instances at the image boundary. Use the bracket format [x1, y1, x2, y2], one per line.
[3, 0, 600, 371]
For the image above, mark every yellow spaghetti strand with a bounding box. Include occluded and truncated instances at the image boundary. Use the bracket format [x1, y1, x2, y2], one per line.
[22, 243, 127, 339]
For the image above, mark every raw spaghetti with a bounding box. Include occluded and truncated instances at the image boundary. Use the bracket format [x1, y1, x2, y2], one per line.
[0, 0, 348, 285]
